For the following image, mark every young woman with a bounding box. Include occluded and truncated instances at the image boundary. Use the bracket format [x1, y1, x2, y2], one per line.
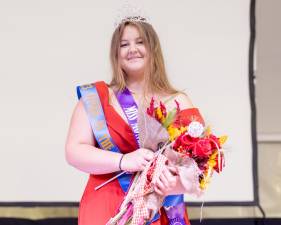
[65, 18, 204, 225]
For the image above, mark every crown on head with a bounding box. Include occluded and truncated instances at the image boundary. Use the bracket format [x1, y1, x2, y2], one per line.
[114, 1, 151, 29]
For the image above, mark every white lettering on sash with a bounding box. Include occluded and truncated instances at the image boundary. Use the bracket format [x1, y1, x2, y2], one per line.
[124, 105, 138, 121]
[131, 122, 139, 135]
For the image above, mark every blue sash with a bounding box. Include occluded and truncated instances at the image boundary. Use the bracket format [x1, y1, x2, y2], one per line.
[76, 83, 132, 192]
[76, 82, 185, 224]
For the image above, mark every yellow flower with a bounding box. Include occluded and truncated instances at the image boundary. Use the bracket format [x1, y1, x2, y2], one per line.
[205, 126, 211, 136]
[208, 159, 217, 168]
[200, 174, 210, 190]
[200, 167, 213, 190]
[208, 151, 218, 168]
[180, 126, 187, 133]
[219, 135, 228, 145]
[200, 179, 207, 189]
[167, 125, 178, 141]
[155, 107, 165, 123]
[167, 125, 187, 141]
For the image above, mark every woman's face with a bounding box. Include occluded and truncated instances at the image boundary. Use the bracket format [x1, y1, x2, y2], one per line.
[119, 25, 148, 78]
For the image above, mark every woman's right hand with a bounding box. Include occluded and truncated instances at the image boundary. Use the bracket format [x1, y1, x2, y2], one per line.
[120, 148, 154, 173]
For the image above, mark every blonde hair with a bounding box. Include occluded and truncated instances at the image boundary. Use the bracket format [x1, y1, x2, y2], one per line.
[109, 21, 179, 96]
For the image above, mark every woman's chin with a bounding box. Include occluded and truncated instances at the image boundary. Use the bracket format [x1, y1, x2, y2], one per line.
[125, 68, 145, 78]
[125, 65, 145, 74]
[128, 61, 145, 68]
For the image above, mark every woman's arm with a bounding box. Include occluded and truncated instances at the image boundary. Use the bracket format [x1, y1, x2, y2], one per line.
[65, 100, 123, 174]
[65, 100, 154, 174]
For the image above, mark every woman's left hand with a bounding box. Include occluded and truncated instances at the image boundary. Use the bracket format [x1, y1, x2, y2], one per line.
[154, 165, 181, 196]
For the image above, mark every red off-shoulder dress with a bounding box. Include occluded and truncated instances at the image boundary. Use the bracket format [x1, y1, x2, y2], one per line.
[78, 81, 204, 225]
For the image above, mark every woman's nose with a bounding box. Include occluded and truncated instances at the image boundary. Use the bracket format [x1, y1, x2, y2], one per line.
[129, 43, 137, 53]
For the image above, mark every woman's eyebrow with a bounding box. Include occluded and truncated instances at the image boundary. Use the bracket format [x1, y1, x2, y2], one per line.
[120, 37, 142, 42]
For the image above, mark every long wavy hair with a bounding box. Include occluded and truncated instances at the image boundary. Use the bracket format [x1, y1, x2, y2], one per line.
[109, 21, 179, 96]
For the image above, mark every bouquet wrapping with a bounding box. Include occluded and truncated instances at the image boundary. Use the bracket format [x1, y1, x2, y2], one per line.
[107, 98, 227, 225]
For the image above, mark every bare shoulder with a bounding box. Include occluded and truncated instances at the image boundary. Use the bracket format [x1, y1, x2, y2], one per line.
[73, 99, 93, 129]
[74, 99, 87, 117]
[66, 99, 95, 146]
[165, 92, 194, 110]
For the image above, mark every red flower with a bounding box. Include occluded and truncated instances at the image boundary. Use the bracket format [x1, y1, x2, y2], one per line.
[175, 99, 180, 114]
[147, 97, 155, 117]
[191, 139, 213, 157]
[195, 157, 209, 170]
[180, 133, 197, 146]
[173, 133, 195, 151]
[160, 101, 167, 117]
[172, 108, 205, 128]
[209, 134, 221, 149]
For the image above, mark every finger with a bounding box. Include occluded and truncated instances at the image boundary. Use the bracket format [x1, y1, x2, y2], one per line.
[154, 185, 164, 196]
[144, 155, 154, 162]
[141, 160, 149, 168]
[140, 163, 147, 171]
[162, 167, 175, 182]
[143, 150, 154, 161]
[159, 173, 169, 188]
[167, 166, 178, 175]
[144, 157, 153, 163]
[156, 178, 165, 191]
[137, 159, 146, 170]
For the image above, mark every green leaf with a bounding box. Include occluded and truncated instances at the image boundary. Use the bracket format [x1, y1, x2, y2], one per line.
[163, 108, 177, 128]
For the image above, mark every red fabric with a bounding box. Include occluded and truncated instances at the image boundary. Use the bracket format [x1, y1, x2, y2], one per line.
[173, 107, 205, 128]
[78, 81, 193, 225]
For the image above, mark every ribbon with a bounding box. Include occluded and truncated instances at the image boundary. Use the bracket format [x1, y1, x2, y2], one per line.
[76, 83, 132, 192]
[115, 87, 140, 147]
[164, 202, 187, 225]
[146, 196, 186, 225]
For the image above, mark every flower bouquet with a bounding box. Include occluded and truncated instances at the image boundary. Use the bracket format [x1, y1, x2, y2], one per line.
[107, 98, 227, 225]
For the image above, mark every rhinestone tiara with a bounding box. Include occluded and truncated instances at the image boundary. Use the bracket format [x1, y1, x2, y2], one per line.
[114, 1, 151, 29]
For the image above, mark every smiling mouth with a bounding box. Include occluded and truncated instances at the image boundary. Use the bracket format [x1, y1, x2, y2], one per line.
[128, 57, 142, 60]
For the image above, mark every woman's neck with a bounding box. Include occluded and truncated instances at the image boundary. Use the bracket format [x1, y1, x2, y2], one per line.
[126, 77, 146, 95]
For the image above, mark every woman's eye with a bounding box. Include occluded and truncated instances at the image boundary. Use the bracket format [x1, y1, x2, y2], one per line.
[137, 41, 143, 44]
[120, 43, 128, 47]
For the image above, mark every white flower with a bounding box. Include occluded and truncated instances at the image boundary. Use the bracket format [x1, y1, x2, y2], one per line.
[187, 121, 204, 137]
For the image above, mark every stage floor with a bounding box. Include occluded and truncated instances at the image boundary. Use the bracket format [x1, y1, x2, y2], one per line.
[0, 218, 281, 225]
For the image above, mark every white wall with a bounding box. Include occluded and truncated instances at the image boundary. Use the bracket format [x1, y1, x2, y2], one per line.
[0, 0, 253, 204]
